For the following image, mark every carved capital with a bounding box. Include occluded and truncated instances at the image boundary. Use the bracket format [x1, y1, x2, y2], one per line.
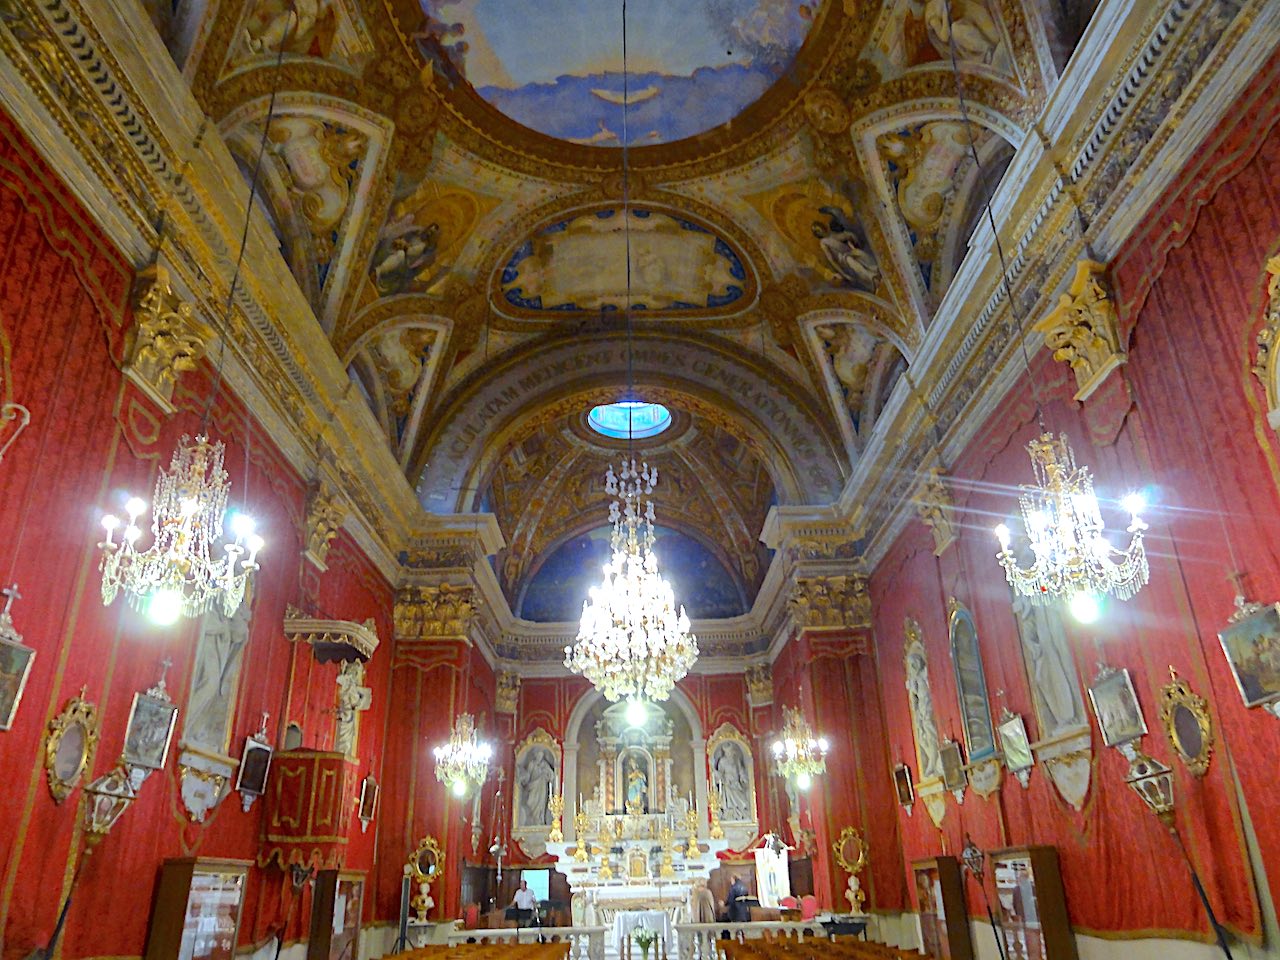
[916, 468, 957, 556]
[787, 574, 871, 630]
[394, 583, 478, 641]
[125, 264, 214, 412]
[1032, 260, 1126, 401]
[496, 670, 520, 714]
[745, 662, 773, 708]
[303, 481, 347, 571]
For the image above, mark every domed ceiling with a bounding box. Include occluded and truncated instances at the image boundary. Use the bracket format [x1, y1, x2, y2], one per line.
[419, 0, 821, 146]
[179, 0, 1066, 624]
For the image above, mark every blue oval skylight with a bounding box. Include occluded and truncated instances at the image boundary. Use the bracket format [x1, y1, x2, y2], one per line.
[588, 402, 672, 440]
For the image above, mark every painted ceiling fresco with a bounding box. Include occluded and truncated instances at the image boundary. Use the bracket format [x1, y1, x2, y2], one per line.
[419, 0, 821, 146]
[183, 0, 1062, 624]
[499, 208, 748, 314]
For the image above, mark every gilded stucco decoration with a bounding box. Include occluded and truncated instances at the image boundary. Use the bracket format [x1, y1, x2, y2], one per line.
[394, 583, 477, 641]
[745, 663, 773, 708]
[1251, 255, 1280, 412]
[916, 467, 957, 555]
[303, 479, 348, 570]
[495, 670, 520, 715]
[125, 264, 214, 412]
[1033, 259, 1127, 401]
[788, 575, 872, 630]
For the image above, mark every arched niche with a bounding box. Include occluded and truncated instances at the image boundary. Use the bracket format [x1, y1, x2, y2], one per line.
[560, 686, 707, 841]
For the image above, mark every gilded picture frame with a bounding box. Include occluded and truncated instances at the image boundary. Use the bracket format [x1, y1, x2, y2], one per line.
[1217, 602, 1280, 709]
[1087, 664, 1147, 748]
[1158, 668, 1213, 777]
[123, 689, 179, 770]
[45, 690, 99, 803]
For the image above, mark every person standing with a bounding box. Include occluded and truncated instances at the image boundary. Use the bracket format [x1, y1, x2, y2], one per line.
[727, 874, 750, 922]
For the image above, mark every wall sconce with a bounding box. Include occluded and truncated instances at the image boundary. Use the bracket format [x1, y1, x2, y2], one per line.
[1115, 742, 1234, 958]
[82, 764, 137, 847]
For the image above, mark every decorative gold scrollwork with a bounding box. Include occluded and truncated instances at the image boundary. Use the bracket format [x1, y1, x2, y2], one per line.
[1158, 668, 1213, 777]
[45, 688, 100, 804]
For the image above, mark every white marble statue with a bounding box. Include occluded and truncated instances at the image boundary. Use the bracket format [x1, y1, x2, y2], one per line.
[183, 605, 251, 755]
[711, 741, 752, 821]
[334, 661, 372, 757]
[1014, 595, 1087, 736]
[518, 746, 558, 827]
[905, 642, 943, 780]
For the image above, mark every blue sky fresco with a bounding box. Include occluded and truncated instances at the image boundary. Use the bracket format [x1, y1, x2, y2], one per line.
[426, 0, 818, 145]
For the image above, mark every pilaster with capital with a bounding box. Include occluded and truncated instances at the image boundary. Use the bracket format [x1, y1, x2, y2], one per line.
[124, 263, 214, 413]
[1033, 259, 1127, 401]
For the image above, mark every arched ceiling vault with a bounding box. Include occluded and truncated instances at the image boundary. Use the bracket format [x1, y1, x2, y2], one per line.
[170, 0, 1070, 610]
[412, 329, 847, 510]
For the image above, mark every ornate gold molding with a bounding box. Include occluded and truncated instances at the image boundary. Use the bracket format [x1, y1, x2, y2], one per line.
[788, 574, 871, 630]
[1032, 259, 1126, 401]
[1252, 256, 1280, 410]
[1158, 667, 1213, 777]
[124, 264, 214, 412]
[394, 583, 478, 641]
[495, 670, 520, 714]
[745, 662, 773, 708]
[916, 467, 957, 556]
[303, 479, 348, 571]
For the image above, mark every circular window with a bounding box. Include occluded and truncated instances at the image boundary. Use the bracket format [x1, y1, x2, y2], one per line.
[587, 402, 672, 440]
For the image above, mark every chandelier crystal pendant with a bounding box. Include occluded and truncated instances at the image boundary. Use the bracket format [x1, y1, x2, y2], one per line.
[771, 706, 829, 790]
[994, 432, 1148, 606]
[565, 460, 699, 703]
[433, 713, 492, 798]
[98, 435, 263, 623]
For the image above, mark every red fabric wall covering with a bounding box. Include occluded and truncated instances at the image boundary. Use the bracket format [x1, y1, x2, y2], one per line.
[0, 108, 396, 960]
[866, 50, 1280, 942]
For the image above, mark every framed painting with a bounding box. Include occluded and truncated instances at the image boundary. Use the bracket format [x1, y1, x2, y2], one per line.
[236, 735, 273, 796]
[124, 690, 179, 770]
[0, 634, 34, 730]
[939, 740, 966, 792]
[893, 762, 916, 807]
[1087, 664, 1147, 748]
[1218, 602, 1280, 708]
[998, 712, 1034, 774]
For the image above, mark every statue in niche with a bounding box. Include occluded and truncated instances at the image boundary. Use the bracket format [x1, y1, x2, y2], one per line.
[517, 745, 558, 828]
[1013, 595, 1086, 736]
[625, 755, 649, 812]
[711, 741, 752, 821]
[334, 661, 372, 757]
[183, 605, 251, 755]
[905, 635, 944, 780]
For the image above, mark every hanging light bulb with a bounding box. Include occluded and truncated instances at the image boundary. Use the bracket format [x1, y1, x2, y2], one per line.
[433, 713, 492, 799]
[770, 706, 829, 787]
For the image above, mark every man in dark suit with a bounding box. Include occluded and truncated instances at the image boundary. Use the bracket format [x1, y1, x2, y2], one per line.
[727, 874, 750, 922]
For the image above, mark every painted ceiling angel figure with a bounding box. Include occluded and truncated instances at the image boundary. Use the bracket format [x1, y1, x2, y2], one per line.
[811, 206, 880, 293]
[371, 215, 440, 295]
[242, 0, 336, 58]
[924, 0, 1002, 65]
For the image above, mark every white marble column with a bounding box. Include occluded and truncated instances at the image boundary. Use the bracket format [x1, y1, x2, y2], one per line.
[563, 743, 580, 841]
[691, 737, 708, 835]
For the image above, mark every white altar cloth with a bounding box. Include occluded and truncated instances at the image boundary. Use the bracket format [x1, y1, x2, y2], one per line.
[613, 910, 671, 947]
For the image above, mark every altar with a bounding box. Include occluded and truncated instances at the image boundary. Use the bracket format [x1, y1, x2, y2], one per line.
[511, 693, 758, 954]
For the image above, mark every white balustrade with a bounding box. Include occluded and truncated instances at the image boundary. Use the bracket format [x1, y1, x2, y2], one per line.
[447, 926, 607, 960]
[672, 921, 827, 960]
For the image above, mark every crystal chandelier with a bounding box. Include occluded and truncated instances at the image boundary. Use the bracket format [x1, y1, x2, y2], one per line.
[993, 432, 1148, 607]
[565, 460, 699, 703]
[98, 435, 263, 624]
[771, 706, 829, 790]
[433, 713, 492, 798]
